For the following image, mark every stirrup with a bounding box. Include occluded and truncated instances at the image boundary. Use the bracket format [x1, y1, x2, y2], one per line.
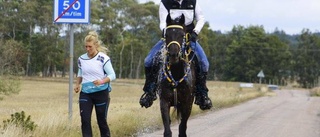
[194, 94, 202, 105]
[139, 92, 156, 108]
[199, 96, 212, 110]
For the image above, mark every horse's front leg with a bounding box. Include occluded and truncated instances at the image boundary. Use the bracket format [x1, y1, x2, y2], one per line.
[178, 109, 190, 137]
[178, 96, 194, 137]
[160, 99, 172, 137]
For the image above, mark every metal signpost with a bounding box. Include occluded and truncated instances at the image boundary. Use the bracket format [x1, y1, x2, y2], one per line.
[257, 70, 265, 84]
[53, 0, 90, 120]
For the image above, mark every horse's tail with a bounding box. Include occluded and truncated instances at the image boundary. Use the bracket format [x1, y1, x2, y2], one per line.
[171, 105, 181, 123]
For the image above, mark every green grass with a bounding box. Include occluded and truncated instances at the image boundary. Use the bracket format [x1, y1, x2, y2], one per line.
[310, 87, 320, 96]
[0, 78, 267, 137]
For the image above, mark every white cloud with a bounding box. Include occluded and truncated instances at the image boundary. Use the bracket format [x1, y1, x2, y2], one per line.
[139, 0, 320, 34]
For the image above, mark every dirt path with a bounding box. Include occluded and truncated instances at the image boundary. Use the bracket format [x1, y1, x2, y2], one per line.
[139, 89, 320, 137]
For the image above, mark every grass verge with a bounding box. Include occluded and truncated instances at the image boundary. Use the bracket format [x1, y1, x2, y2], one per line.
[0, 78, 267, 137]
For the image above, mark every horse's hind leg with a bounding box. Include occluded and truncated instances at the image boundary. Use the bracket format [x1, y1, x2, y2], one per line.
[160, 100, 172, 137]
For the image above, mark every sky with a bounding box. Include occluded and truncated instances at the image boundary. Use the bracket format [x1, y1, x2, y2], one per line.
[139, 0, 320, 35]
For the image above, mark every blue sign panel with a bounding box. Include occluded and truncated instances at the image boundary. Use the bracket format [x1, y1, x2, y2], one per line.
[54, 0, 90, 23]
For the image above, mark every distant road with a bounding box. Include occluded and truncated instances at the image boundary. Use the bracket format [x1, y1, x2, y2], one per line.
[139, 90, 320, 137]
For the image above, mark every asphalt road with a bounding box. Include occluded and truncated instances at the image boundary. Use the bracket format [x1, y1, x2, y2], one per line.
[139, 89, 320, 137]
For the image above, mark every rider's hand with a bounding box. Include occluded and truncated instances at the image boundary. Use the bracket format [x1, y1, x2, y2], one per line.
[190, 31, 198, 42]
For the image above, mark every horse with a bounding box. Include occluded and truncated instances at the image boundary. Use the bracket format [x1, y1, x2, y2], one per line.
[158, 14, 196, 137]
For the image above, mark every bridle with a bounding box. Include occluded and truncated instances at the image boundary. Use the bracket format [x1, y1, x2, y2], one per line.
[165, 25, 184, 57]
[162, 24, 195, 87]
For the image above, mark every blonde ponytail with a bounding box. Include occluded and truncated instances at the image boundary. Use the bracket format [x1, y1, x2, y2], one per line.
[84, 31, 109, 54]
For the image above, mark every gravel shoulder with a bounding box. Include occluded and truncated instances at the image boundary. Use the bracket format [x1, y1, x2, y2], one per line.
[139, 89, 320, 137]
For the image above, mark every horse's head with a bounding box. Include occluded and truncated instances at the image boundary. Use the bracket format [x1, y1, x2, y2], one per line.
[165, 14, 186, 64]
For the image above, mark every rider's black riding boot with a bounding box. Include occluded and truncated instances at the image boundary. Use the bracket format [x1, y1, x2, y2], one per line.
[194, 72, 212, 110]
[140, 67, 158, 108]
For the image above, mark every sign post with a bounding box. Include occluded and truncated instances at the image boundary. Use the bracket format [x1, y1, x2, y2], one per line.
[54, 0, 90, 120]
[257, 70, 265, 84]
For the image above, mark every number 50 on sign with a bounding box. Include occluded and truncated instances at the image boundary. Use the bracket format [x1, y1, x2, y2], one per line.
[53, 0, 90, 24]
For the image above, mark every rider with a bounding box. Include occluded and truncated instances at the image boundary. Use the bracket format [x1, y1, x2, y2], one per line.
[140, 0, 212, 110]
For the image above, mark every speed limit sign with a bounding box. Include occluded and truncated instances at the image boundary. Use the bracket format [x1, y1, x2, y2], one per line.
[53, 0, 90, 23]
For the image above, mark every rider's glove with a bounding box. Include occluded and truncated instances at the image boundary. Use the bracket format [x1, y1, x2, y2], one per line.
[190, 31, 198, 42]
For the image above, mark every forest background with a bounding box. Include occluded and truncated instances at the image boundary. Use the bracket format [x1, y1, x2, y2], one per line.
[1, 0, 320, 88]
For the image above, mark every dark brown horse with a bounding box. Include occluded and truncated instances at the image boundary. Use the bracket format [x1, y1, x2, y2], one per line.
[159, 14, 196, 137]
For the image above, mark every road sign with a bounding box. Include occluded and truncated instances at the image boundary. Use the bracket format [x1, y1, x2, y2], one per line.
[257, 70, 265, 84]
[53, 0, 90, 23]
[53, 0, 90, 120]
[257, 70, 265, 78]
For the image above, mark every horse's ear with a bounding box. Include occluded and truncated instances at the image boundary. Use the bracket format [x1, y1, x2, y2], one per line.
[179, 14, 185, 25]
[166, 14, 172, 25]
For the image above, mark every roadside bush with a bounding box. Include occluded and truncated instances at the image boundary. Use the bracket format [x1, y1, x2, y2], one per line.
[0, 76, 20, 100]
[310, 87, 320, 96]
[2, 111, 37, 132]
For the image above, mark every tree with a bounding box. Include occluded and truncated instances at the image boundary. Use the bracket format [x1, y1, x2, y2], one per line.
[0, 39, 27, 75]
[293, 29, 320, 88]
[223, 25, 291, 83]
